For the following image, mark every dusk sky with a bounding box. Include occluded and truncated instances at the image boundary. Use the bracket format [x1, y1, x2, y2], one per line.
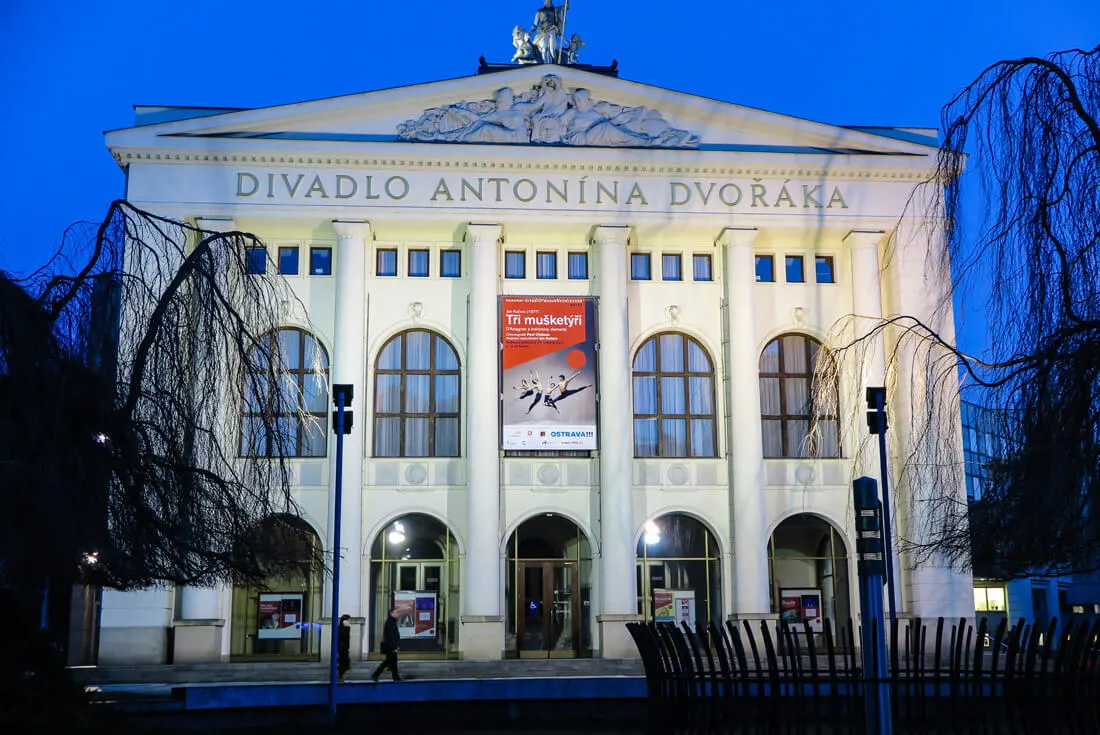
[2, 0, 1098, 352]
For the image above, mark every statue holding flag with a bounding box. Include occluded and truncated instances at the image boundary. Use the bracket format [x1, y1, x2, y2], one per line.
[530, 0, 568, 65]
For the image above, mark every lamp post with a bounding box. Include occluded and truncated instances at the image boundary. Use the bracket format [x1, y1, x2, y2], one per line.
[866, 386, 897, 620]
[328, 384, 353, 721]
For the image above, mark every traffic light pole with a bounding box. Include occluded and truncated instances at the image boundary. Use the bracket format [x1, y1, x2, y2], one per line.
[328, 384, 353, 722]
[866, 387, 897, 621]
[854, 476, 893, 735]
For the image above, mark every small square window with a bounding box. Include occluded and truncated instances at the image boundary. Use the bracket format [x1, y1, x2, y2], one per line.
[815, 255, 835, 283]
[408, 249, 430, 277]
[662, 253, 682, 281]
[377, 248, 397, 277]
[440, 249, 461, 278]
[536, 251, 558, 279]
[692, 254, 713, 282]
[567, 252, 588, 279]
[755, 255, 775, 282]
[245, 246, 267, 275]
[505, 251, 526, 279]
[631, 253, 652, 280]
[785, 255, 804, 283]
[310, 247, 332, 276]
[278, 247, 299, 275]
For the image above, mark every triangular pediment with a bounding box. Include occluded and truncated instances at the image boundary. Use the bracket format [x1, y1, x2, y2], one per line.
[108, 65, 936, 157]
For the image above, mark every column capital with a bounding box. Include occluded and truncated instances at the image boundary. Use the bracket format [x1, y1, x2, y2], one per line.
[465, 223, 503, 244]
[590, 225, 632, 246]
[716, 227, 759, 249]
[331, 220, 372, 242]
[194, 216, 235, 234]
[844, 229, 885, 249]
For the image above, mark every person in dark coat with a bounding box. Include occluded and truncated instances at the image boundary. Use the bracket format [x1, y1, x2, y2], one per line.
[371, 607, 402, 682]
[337, 614, 352, 682]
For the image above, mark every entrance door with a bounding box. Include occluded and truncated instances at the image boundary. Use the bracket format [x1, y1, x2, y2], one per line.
[517, 561, 579, 658]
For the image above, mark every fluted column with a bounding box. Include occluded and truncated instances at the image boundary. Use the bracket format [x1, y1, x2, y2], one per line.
[330, 220, 370, 629]
[594, 225, 641, 657]
[461, 223, 504, 659]
[720, 227, 771, 617]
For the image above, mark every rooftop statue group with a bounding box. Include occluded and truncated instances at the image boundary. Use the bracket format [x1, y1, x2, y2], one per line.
[512, 0, 585, 65]
[397, 74, 699, 149]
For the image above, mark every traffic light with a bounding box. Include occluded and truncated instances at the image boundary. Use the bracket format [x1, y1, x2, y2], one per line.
[333, 384, 354, 435]
[866, 386, 888, 435]
[853, 476, 885, 578]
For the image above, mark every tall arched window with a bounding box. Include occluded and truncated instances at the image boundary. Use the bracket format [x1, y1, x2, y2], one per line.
[759, 333, 839, 458]
[240, 328, 329, 458]
[632, 333, 717, 458]
[374, 330, 460, 457]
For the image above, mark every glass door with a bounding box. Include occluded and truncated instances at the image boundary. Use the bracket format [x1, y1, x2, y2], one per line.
[517, 561, 578, 658]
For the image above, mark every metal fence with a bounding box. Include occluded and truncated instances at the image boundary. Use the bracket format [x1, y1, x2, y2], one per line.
[626, 616, 1100, 733]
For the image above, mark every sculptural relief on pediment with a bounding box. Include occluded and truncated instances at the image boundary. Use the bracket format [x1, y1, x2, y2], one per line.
[396, 74, 700, 149]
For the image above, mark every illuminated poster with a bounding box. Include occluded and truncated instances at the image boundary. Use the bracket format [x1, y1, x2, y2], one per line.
[394, 590, 437, 638]
[257, 593, 303, 640]
[501, 296, 598, 450]
[779, 588, 824, 633]
[654, 589, 695, 627]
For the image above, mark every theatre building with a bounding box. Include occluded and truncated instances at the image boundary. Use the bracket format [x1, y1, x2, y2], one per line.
[96, 46, 973, 664]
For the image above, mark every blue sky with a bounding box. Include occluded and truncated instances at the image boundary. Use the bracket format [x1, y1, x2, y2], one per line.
[2, 0, 1098, 352]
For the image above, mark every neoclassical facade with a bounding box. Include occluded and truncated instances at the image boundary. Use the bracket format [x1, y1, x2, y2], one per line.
[97, 62, 973, 664]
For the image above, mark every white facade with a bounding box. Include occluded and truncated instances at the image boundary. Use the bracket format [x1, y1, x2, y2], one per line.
[97, 64, 972, 664]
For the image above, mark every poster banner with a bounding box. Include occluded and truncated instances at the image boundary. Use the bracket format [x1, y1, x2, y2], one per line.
[257, 593, 303, 639]
[501, 296, 598, 450]
[654, 589, 695, 627]
[779, 588, 824, 633]
[394, 590, 437, 638]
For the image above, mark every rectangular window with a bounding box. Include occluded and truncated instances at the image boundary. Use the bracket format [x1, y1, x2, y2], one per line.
[376, 248, 397, 277]
[440, 249, 461, 278]
[310, 247, 332, 276]
[408, 249, 430, 277]
[536, 251, 558, 279]
[662, 253, 682, 281]
[692, 254, 712, 281]
[568, 252, 588, 279]
[277, 247, 299, 275]
[504, 250, 526, 279]
[631, 253, 652, 280]
[245, 247, 267, 275]
[785, 255, 804, 283]
[815, 255, 835, 283]
[755, 254, 775, 282]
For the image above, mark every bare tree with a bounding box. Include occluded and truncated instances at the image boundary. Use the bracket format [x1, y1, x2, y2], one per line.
[821, 46, 1100, 580]
[0, 201, 324, 648]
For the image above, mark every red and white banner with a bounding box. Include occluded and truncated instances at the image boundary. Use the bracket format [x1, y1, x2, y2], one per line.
[500, 296, 597, 450]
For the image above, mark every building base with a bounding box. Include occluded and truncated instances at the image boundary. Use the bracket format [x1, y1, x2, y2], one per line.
[98, 626, 168, 665]
[171, 619, 225, 663]
[460, 615, 504, 660]
[597, 614, 644, 658]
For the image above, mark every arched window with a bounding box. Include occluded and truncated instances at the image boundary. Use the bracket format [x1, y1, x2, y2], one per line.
[632, 333, 717, 458]
[759, 333, 839, 458]
[374, 330, 460, 457]
[240, 328, 329, 457]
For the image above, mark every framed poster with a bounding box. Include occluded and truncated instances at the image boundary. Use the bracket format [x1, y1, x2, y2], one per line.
[394, 590, 437, 638]
[654, 589, 695, 627]
[257, 593, 304, 639]
[500, 296, 598, 450]
[779, 588, 824, 633]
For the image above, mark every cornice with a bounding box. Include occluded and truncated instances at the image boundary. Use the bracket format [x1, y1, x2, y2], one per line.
[111, 148, 934, 182]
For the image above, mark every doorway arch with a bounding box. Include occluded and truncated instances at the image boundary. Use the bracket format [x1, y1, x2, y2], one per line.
[229, 515, 323, 660]
[368, 513, 460, 659]
[636, 513, 722, 629]
[505, 514, 593, 658]
[768, 514, 851, 633]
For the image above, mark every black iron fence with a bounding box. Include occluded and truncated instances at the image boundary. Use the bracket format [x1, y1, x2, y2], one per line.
[627, 616, 1100, 733]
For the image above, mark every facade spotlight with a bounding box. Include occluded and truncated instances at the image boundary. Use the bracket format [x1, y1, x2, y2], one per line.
[643, 520, 661, 545]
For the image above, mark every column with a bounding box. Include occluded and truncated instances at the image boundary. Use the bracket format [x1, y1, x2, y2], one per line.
[461, 223, 504, 659]
[173, 215, 238, 663]
[846, 230, 900, 616]
[328, 220, 370, 655]
[720, 227, 771, 618]
[594, 225, 642, 657]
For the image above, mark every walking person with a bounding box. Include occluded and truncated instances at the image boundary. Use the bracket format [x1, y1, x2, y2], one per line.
[371, 607, 402, 682]
[337, 614, 351, 683]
